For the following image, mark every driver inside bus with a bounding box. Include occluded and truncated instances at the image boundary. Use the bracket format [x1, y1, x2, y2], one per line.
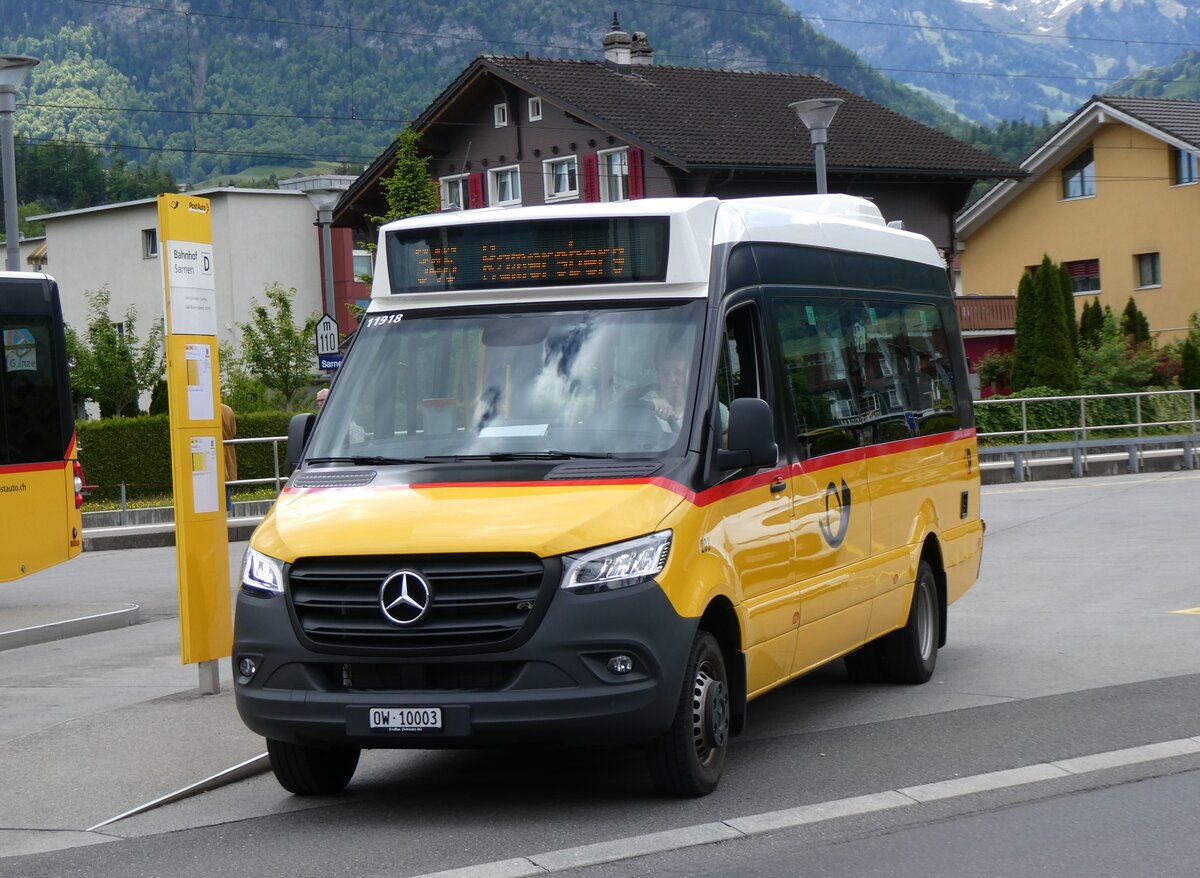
[643, 345, 688, 432]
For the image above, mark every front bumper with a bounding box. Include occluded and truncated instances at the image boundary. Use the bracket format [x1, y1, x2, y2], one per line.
[233, 575, 697, 750]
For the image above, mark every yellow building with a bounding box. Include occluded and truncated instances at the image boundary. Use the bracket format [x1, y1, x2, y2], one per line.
[956, 96, 1200, 343]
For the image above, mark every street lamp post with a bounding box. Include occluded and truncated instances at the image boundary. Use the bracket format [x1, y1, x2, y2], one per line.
[789, 98, 843, 196]
[0, 55, 38, 272]
[305, 189, 341, 320]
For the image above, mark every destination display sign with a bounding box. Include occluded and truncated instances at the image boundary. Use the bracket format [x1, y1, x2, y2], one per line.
[384, 217, 669, 294]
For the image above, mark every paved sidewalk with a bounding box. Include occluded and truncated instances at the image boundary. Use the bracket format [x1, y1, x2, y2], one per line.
[0, 537, 267, 860]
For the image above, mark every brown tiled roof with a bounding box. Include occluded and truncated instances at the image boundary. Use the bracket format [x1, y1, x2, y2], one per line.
[955, 295, 1016, 332]
[468, 56, 1020, 177]
[1096, 95, 1200, 150]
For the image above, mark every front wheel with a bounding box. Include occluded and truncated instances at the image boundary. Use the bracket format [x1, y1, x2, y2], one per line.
[648, 630, 730, 797]
[266, 738, 360, 795]
[881, 559, 940, 684]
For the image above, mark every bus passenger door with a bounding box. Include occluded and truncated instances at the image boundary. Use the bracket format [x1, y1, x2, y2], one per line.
[770, 296, 873, 675]
[707, 301, 797, 698]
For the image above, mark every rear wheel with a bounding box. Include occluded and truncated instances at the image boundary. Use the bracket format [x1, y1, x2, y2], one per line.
[266, 738, 360, 795]
[880, 559, 940, 684]
[648, 630, 730, 797]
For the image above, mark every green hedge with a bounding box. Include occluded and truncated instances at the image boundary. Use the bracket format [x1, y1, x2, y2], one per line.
[976, 387, 1199, 446]
[78, 410, 293, 502]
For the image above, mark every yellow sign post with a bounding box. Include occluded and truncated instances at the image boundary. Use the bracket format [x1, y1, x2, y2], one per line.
[158, 194, 232, 694]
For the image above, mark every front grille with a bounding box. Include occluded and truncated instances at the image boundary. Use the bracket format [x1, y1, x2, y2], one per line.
[288, 554, 548, 651]
[338, 662, 516, 691]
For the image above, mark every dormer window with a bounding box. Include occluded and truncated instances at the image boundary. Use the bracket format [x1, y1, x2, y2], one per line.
[528, 97, 542, 122]
[494, 103, 508, 128]
[1062, 147, 1095, 199]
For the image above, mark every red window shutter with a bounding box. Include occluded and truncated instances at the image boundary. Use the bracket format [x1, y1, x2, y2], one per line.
[582, 154, 600, 202]
[468, 172, 484, 208]
[628, 147, 644, 199]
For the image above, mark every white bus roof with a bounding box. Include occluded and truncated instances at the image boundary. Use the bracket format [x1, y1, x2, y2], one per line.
[371, 195, 944, 308]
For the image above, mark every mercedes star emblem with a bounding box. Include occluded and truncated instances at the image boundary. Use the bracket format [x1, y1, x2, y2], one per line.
[378, 569, 433, 626]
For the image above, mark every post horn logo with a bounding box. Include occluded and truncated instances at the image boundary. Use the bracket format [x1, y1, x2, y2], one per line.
[818, 479, 852, 548]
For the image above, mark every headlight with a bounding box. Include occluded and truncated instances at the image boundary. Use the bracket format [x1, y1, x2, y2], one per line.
[241, 547, 284, 596]
[561, 531, 672, 594]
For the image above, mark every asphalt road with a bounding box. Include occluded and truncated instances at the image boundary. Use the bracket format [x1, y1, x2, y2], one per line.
[5, 471, 1199, 878]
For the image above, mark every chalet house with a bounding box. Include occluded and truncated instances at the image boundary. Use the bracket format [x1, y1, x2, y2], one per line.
[336, 19, 1021, 257]
[956, 95, 1200, 343]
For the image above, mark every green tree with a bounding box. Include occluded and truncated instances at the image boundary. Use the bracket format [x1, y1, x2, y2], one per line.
[1120, 297, 1151, 345]
[1078, 308, 1157, 393]
[1011, 256, 1077, 393]
[1010, 269, 1037, 391]
[1031, 255, 1077, 392]
[236, 283, 319, 411]
[1057, 263, 1079, 357]
[1078, 298, 1104, 348]
[368, 127, 439, 225]
[1181, 340, 1200, 390]
[67, 286, 164, 418]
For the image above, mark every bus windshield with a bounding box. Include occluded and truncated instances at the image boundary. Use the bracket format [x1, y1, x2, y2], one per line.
[305, 299, 706, 462]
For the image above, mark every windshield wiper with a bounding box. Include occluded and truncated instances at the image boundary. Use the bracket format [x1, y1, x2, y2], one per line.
[305, 455, 433, 466]
[450, 450, 617, 461]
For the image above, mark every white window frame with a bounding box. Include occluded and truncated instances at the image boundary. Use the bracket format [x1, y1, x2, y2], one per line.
[440, 173, 470, 211]
[598, 147, 629, 202]
[1135, 252, 1161, 289]
[141, 228, 158, 258]
[494, 103, 508, 128]
[528, 97, 542, 122]
[542, 155, 579, 202]
[488, 165, 522, 207]
[1061, 147, 1095, 200]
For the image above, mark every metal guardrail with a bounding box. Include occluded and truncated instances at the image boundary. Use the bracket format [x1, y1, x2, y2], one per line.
[224, 434, 288, 494]
[974, 389, 1200, 481]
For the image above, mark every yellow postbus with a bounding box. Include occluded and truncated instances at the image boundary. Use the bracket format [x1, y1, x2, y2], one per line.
[1, 272, 84, 582]
[234, 195, 984, 797]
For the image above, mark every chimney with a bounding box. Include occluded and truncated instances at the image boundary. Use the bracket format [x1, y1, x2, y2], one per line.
[603, 12, 631, 70]
[630, 31, 654, 66]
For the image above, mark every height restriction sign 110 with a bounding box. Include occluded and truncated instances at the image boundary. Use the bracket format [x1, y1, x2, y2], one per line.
[315, 313, 339, 357]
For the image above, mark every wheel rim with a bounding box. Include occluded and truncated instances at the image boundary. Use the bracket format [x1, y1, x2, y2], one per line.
[916, 577, 935, 662]
[690, 659, 729, 767]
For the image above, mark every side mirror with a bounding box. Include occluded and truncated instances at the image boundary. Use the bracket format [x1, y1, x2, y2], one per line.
[716, 398, 778, 470]
[284, 412, 316, 476]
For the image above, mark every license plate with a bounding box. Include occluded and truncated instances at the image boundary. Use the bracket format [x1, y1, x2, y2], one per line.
[368, 707, 443, 732]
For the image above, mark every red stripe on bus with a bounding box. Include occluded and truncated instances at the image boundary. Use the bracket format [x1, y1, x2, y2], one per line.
[0, 460, 70, 475]
[285, 429, 977, 504]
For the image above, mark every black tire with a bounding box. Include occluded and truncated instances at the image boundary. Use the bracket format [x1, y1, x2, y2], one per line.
[266, 738, 360, 796]
[880, 559, 940, 684]
[843, 639, 888, 683]
[648, 630, 730, 797]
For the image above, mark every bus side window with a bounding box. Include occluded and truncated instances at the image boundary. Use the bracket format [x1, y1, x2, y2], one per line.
[772, 298, 862, 458]
[716, 304, 764, 446]
[863, 302, 962, 440]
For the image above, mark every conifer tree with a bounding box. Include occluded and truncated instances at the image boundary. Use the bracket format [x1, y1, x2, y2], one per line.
[1079, 298, 1103, 348]
[1010, 268, 1037, 391]
[1181, 340, 1200, 390]
[1057, 263, 1079, 357]
[369, 127, 439, 224]
[1031, 254, 1078, 392]
[1120, 298, 1151, 346]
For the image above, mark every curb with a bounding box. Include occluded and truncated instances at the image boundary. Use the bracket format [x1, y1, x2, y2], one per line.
[0, 604, 141, 652]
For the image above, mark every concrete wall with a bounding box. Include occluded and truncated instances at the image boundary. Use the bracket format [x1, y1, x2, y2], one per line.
[958, 123, 1200, 342]
[40, 189, 323, 352]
